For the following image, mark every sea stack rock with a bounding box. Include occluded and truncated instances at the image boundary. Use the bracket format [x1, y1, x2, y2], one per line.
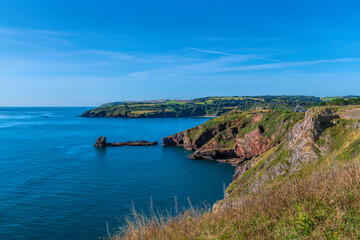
[94, 136, 158, 147]
[94, 136, 107, 147]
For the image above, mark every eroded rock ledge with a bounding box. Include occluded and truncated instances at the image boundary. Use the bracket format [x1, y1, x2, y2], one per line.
[162, 110, 293, 166]
[94, 136, 158, 147]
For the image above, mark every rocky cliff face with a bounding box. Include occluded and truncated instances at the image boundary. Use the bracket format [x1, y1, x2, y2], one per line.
[188, 127, 273, 165]
[284, 108, 338, 168]
[164, 106, 360, 202]
[226, 106, 360, 199]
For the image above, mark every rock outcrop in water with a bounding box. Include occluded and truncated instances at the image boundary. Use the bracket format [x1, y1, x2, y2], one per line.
[94, 137, 158, 147]
[94, 136, 107, 147]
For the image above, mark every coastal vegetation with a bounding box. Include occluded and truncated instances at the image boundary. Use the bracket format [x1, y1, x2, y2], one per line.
[112, 105, 360, 239]
[322, 97, 360, 106]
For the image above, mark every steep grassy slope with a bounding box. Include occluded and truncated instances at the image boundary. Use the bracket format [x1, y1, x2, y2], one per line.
[112, 106, 360, 239]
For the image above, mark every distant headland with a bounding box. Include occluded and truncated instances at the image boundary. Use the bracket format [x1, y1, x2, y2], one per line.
[80, 95, 360, 118]
[80, 95, 318, 118]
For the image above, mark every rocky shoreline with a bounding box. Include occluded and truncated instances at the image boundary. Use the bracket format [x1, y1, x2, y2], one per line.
[161, 112, 276, 167]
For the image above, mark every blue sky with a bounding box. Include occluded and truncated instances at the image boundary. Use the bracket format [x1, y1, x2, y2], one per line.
[1, 0, 360, 106]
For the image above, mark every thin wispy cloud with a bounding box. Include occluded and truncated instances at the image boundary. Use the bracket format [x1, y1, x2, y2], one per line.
[2, 26, 360, 94]
[187, 47, 239, 56]
[224, 58, 360, 72]
[113, 34, 135, 39]
[0, 37, 50, 50]
[187, 47, 280, 62]
[0, 27, 197, 66]
[2, 26, 360, 82]
[0, 27, 71, 37]
[0, 26, 73, 51]
[1, 1, 360, 106]
[86, 50, 139, 61]
[0, 27, 19, 35]
[196, 37, 288, 42]
[129, 56, 360, 78]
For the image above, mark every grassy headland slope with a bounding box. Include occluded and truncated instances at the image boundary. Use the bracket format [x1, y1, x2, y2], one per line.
[81, 96, 320, 118]
[113, 105, 360, 239]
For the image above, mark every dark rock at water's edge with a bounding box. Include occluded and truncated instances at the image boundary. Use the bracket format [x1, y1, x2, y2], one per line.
[109, 140, 159, 146]
[94, 136, 158, 147]
[94, 136, 107, 147]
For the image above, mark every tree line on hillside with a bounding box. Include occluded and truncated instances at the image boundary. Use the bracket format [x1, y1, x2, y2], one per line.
[319, 97, 360, 106]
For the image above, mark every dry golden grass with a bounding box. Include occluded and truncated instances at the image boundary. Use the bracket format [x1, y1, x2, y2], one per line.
[111, 159, 360, 240]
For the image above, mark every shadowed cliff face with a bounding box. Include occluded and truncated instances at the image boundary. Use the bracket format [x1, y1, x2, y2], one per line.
[188, 127, 273, 164]
[162, 123, 230, 150]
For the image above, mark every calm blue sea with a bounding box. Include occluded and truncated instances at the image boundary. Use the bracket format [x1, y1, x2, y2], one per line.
[0, 107, 234, 240]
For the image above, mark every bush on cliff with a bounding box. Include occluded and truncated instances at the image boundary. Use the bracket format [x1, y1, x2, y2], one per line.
[325, 97, 360, 106]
